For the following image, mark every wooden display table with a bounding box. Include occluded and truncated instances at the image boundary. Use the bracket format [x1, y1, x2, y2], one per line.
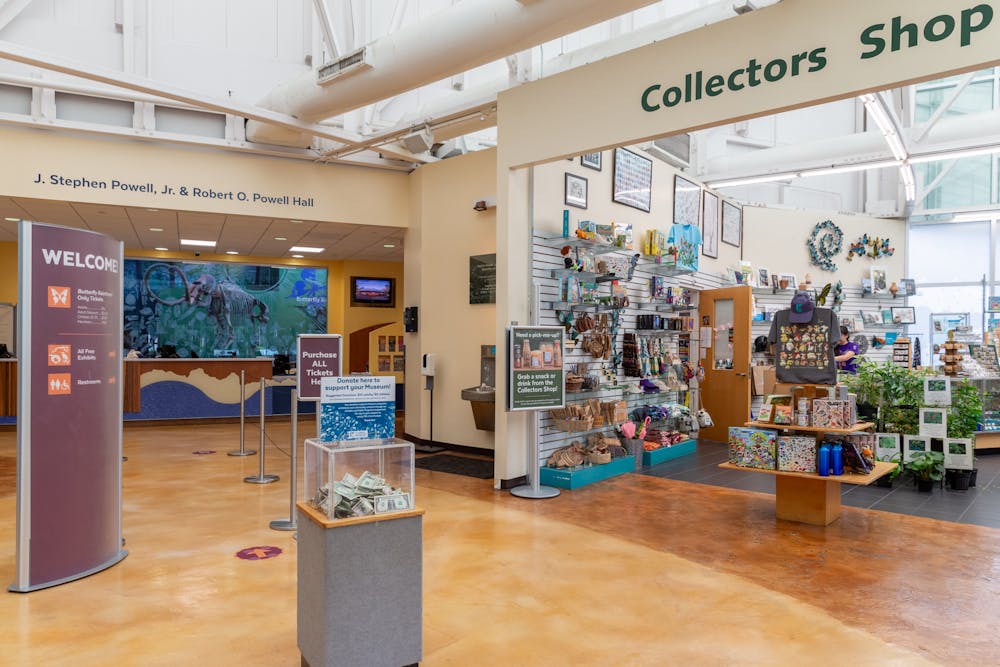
[723, 420, 892, 526]
[744, 420, 874, 434]
[718, 461, 897, 526]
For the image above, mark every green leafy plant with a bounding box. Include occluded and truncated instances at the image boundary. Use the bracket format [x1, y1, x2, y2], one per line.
[841, 360, 929, 433]
[906, 450, 945, 482]
[876, 451, 902, 480]
[948, 380, 983, 439]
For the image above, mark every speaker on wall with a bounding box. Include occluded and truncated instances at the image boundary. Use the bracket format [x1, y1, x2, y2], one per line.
[403, 306, 418, 333]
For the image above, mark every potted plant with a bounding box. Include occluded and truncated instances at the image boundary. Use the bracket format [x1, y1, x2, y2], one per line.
[907, 450, 945, 492]
[874, 452, 902, 488]
[946, 380, 983, 489]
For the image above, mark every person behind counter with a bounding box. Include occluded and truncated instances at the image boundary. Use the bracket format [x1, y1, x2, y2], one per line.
[835, 325, 859, 374]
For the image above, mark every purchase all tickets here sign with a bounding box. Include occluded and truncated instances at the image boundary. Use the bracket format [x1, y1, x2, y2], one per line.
[297, 334, 342, 400]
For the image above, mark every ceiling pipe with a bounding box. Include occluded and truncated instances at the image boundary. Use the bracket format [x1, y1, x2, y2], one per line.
[246, 0, 660, 146]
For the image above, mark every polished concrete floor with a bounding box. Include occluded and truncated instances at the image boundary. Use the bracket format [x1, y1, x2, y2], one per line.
[1, 422, 998, 665]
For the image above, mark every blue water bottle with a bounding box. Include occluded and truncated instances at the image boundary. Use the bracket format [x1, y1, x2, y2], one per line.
[831, 442, 844, 476]
[817, 443, 831, 477]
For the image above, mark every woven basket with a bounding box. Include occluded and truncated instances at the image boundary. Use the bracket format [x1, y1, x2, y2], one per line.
[551, 417, 594, 432]
[565, 377, 584, 392]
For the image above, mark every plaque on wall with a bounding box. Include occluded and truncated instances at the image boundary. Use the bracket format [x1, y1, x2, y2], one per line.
[470, 253, 497, 304]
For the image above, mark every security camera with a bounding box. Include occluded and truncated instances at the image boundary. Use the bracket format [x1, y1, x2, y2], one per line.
[194, 252, 201, 257]
[472, 197, 496, 212]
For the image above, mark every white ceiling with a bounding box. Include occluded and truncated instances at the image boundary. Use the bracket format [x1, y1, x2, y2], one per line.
[0, 195, 404, 262]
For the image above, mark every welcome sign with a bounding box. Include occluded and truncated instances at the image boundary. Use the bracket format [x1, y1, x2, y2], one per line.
[13, 222, 126, 592]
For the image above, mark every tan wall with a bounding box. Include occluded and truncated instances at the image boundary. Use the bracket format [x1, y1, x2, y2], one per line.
[742, 207, 906, 288]
[0, 242, 15, 303]
[406, 149, 497, 450]
[341, 260, 405, 369]
[0, 126, 409, 225]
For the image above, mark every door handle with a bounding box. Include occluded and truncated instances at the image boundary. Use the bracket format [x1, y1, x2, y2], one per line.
[735, 372, 748, 377]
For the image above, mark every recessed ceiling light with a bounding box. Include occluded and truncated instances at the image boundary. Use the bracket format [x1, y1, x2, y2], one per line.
[146, 208, 159, 212]
[274, 236, 287, 241]
[149, 227, 164, 232]
[4, 217, 19, 222]
[290, 219, 303, 224]
[288, 246, 324, 253]
[226, 251, 239, 255]
[180, 239, 217, 247]
[155, 247, 169, 251]
[383, 244, 396, 248]
[291, 254, 304, 259]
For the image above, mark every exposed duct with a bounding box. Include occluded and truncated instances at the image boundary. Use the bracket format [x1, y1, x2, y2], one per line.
[246, 0, 660, 147]
[319, 0, 762, 162]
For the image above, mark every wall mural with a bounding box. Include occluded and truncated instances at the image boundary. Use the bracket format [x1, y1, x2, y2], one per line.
[124, 259, 327, 358]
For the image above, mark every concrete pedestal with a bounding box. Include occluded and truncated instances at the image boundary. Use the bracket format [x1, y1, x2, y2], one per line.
[297, 503, 423, 667]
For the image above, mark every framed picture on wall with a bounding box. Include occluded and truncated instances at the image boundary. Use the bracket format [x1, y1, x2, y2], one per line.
[612, 147, 652, 212]
[891, 306, 916, 324]
[580, 152, 602, 171]
[673, 174, 701, 227]
[565, 172, 588, 209]
[870, 266, 887, 293]
[722, 201, 742, 248]
[702, 190, 719, 258]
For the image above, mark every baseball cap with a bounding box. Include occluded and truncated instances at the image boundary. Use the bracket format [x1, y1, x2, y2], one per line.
[788, 291, 815, 324]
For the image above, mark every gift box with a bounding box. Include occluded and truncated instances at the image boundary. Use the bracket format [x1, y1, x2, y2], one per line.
[812, 399, 848, 429]
[728, 427, 777, 470]
[778, 436, 817, 473]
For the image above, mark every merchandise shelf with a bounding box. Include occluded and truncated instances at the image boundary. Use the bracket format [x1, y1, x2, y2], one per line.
[642, 438, 697, 466]
[645, 263, 695, 278]
[539, 455, 635, 489]
[633, 329, 692, 335]
[549, 269, 618, 283]
[547, 301, 622, 312]
[538, 235, 621, 255]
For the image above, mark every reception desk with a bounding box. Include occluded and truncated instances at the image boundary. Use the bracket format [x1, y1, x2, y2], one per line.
[0, 357, 315, 424]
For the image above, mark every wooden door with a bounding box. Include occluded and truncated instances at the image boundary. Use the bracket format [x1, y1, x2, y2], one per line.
[698, 286, 752, 442]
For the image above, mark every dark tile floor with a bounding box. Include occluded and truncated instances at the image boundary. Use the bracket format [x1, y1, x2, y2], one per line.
[641, 440, 1000, 529]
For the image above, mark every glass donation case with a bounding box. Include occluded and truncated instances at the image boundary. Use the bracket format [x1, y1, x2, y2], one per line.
[305, 437, 415, 519]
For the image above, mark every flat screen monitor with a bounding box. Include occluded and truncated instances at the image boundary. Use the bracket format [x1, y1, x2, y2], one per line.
[350, 276, 395, 308]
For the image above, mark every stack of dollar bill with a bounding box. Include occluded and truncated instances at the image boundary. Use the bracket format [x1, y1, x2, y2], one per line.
[312, 470, 411, 519]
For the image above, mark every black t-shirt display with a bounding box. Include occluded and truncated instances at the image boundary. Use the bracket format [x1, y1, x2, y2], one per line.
[767, 307, 839, 384]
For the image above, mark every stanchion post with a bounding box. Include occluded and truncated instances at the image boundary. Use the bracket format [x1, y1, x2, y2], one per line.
[229, 369, 256, 456]
[270, 389, 298, 531]
[245, 377, 278, 484]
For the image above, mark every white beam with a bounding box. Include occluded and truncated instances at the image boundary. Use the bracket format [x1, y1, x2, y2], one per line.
[913, 72, 975, 143]
[0, 39, 365, 148]
[311, 0, 340, 58]
[0, 0, 35, 33]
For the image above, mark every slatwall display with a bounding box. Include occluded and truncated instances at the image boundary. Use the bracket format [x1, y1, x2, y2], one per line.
[749, 285, 910, 415]
[531, 234, 729, 467]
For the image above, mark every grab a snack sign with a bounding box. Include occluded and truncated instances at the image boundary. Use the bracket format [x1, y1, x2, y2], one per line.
[507, 325, 566, 412]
